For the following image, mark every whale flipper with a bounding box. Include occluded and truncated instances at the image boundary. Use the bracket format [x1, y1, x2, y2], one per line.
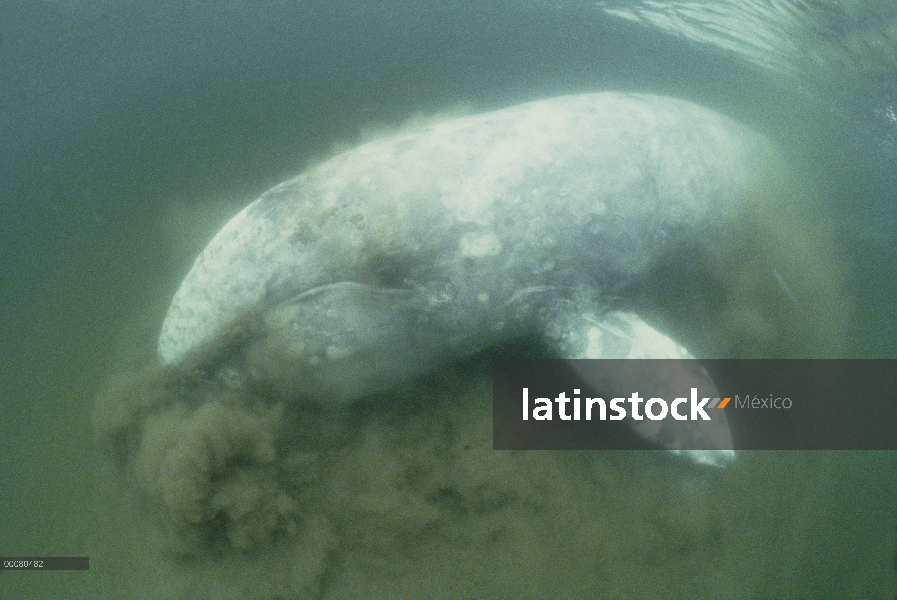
[551, 310, 735, 466]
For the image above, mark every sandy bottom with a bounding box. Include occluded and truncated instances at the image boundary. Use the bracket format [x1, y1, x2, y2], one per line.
[89, 350, 897, 600]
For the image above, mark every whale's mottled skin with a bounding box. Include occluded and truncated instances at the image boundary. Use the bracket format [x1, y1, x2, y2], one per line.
[158, 93, 766, 462]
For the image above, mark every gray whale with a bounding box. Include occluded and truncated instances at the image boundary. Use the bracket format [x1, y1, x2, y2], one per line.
[158, 93, 775, 462]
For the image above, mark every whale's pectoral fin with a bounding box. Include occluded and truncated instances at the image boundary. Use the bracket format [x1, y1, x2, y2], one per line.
[245, 282, 440, 402]
[544, 309, 735, 467]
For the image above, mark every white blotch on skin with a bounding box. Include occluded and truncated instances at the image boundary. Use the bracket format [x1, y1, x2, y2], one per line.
[459, 232, 502, 257]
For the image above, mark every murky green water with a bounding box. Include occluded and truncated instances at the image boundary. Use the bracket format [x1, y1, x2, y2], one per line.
[1, 1, 895, 598]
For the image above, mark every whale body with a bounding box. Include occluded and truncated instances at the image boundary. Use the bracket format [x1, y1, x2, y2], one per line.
[157, 93, 773, 461]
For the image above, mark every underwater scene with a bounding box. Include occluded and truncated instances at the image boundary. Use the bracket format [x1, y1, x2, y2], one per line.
[1, 1, 896, 598]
